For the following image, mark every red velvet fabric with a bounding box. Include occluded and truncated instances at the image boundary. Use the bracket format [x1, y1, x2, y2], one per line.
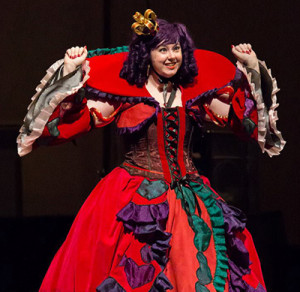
[39, 168, 265, 292]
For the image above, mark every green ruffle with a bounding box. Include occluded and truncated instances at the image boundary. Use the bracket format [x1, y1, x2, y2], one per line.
[87, 46, 129, 58]
[189, 181, 228, 292]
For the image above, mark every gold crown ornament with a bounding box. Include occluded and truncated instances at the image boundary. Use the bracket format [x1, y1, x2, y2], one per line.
[131, 9, 159, 36]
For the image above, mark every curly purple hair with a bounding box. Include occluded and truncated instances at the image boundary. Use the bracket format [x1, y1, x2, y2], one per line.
[120, 19, 198, 87]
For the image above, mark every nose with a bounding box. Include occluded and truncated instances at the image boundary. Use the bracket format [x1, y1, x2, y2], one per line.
[167, 49, 176, 60]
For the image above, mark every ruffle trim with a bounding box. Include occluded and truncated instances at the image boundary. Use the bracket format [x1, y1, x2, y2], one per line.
[85, 85, 160, 134]
[87, 46, 129, 58]
[190, 181, 229, 292]
[96, 277, 125, 292]
[215, 200, 266, 292]
[149, 272, 173, 292]
[236, 61, 286, 157]
[17, 60, 91, 156]
[116, 201, 173, 290]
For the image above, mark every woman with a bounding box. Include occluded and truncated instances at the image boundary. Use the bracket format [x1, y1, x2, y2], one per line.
[18, 9, 285, 292]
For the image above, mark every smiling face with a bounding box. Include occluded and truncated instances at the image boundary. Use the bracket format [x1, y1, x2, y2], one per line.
[150, 43, 182, 79]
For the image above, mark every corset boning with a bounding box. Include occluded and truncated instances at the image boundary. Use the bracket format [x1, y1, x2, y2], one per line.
[122, 107, 198, 182]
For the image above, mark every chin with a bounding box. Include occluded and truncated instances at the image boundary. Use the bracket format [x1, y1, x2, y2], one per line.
[161, 70, 178, 79]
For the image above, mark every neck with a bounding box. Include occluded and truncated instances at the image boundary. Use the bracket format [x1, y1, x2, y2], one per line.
[147, 70, 173, 92]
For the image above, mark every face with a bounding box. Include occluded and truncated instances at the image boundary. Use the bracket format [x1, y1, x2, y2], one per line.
[150, 43, 182, 78]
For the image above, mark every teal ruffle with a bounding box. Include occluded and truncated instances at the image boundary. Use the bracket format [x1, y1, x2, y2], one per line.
[175, 181, 228, 292]
[87, 46, 129, 58]
[190, 181, 228, 292]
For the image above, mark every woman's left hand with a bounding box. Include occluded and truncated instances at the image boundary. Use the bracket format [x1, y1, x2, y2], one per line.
[231, 43, 260, 72]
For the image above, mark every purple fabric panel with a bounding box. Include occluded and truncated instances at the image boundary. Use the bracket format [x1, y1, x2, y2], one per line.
[96, 277, 125, 292]
[149, 272, 174, 292]
[123, 257, 155, 289]
[141, 244, 153, 263]
[244, 98, 255, 118]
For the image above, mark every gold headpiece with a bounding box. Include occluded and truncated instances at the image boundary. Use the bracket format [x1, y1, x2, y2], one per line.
[131, 9, 159, 36]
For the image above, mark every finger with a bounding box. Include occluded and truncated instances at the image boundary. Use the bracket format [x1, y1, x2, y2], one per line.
[246, 43, 252, 52]
[70, 47, 76, 58]
[231, 46, 244, 58]
[74, 46, 80, 57]
[236, 45, 244, 53]
[78, 47, 84, 56]
[242, 43, 250, 54]
[66, 48, 72, 58]
[240, 43, 247, 53]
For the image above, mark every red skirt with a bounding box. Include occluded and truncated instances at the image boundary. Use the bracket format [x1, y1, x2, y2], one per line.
[39, 167, 266, 292]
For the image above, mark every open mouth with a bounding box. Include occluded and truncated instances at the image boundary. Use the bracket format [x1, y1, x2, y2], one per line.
[165, 63, 177, 69]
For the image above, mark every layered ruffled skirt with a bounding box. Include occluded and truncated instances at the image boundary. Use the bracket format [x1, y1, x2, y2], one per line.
[40, 167, 266, 292]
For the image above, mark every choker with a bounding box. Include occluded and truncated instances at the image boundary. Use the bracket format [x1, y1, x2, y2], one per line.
[152, 68, 177, 108]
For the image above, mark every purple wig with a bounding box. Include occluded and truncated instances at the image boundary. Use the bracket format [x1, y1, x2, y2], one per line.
[120, 19, 198, 87]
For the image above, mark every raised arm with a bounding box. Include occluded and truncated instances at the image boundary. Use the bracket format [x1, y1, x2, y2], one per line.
[17, 46, 122, 156]
[204, 43, 260, 122]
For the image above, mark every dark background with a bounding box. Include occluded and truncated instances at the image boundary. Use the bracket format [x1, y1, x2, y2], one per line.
[1, 0, 299, 291]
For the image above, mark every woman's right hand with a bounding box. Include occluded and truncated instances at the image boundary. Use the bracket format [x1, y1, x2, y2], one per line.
[63, 46, 88, 76]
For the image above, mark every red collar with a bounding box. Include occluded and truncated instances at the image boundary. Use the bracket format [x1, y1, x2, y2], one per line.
[86, 49, 236, 102]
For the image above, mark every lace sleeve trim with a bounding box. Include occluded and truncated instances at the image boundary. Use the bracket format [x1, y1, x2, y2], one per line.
[236, 60, 286, 157]
[17, 60, 91, 156]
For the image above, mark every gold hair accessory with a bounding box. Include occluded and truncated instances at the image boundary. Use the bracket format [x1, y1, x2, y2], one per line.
[131, 9, 159, 36]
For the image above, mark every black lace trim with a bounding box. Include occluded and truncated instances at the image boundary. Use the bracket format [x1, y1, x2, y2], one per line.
[162, 108, 182, 186]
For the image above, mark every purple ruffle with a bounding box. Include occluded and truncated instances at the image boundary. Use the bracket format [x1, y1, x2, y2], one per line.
[216, 200, 266, 292]
[96, 277, 125, 292]
[116, 201, 171, 242]
[149, 272, 174, 292]
[85, 85, 160, 134]
[119, 255, 155, 289]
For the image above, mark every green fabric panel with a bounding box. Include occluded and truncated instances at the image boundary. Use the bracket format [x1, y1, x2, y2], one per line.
[189, 181, 229, 292]
[196, 252, 212, 285]
[195, 282, 210, 292]
[177, 186, 196, 215]
[87, 46, 129, 58]
[136, 179, 168, 200]
[192, 215, 211, 252]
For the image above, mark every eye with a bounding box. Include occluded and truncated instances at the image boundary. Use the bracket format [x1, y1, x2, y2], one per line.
[159, 47, 167, 53]
[173, 45, 181, 51]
